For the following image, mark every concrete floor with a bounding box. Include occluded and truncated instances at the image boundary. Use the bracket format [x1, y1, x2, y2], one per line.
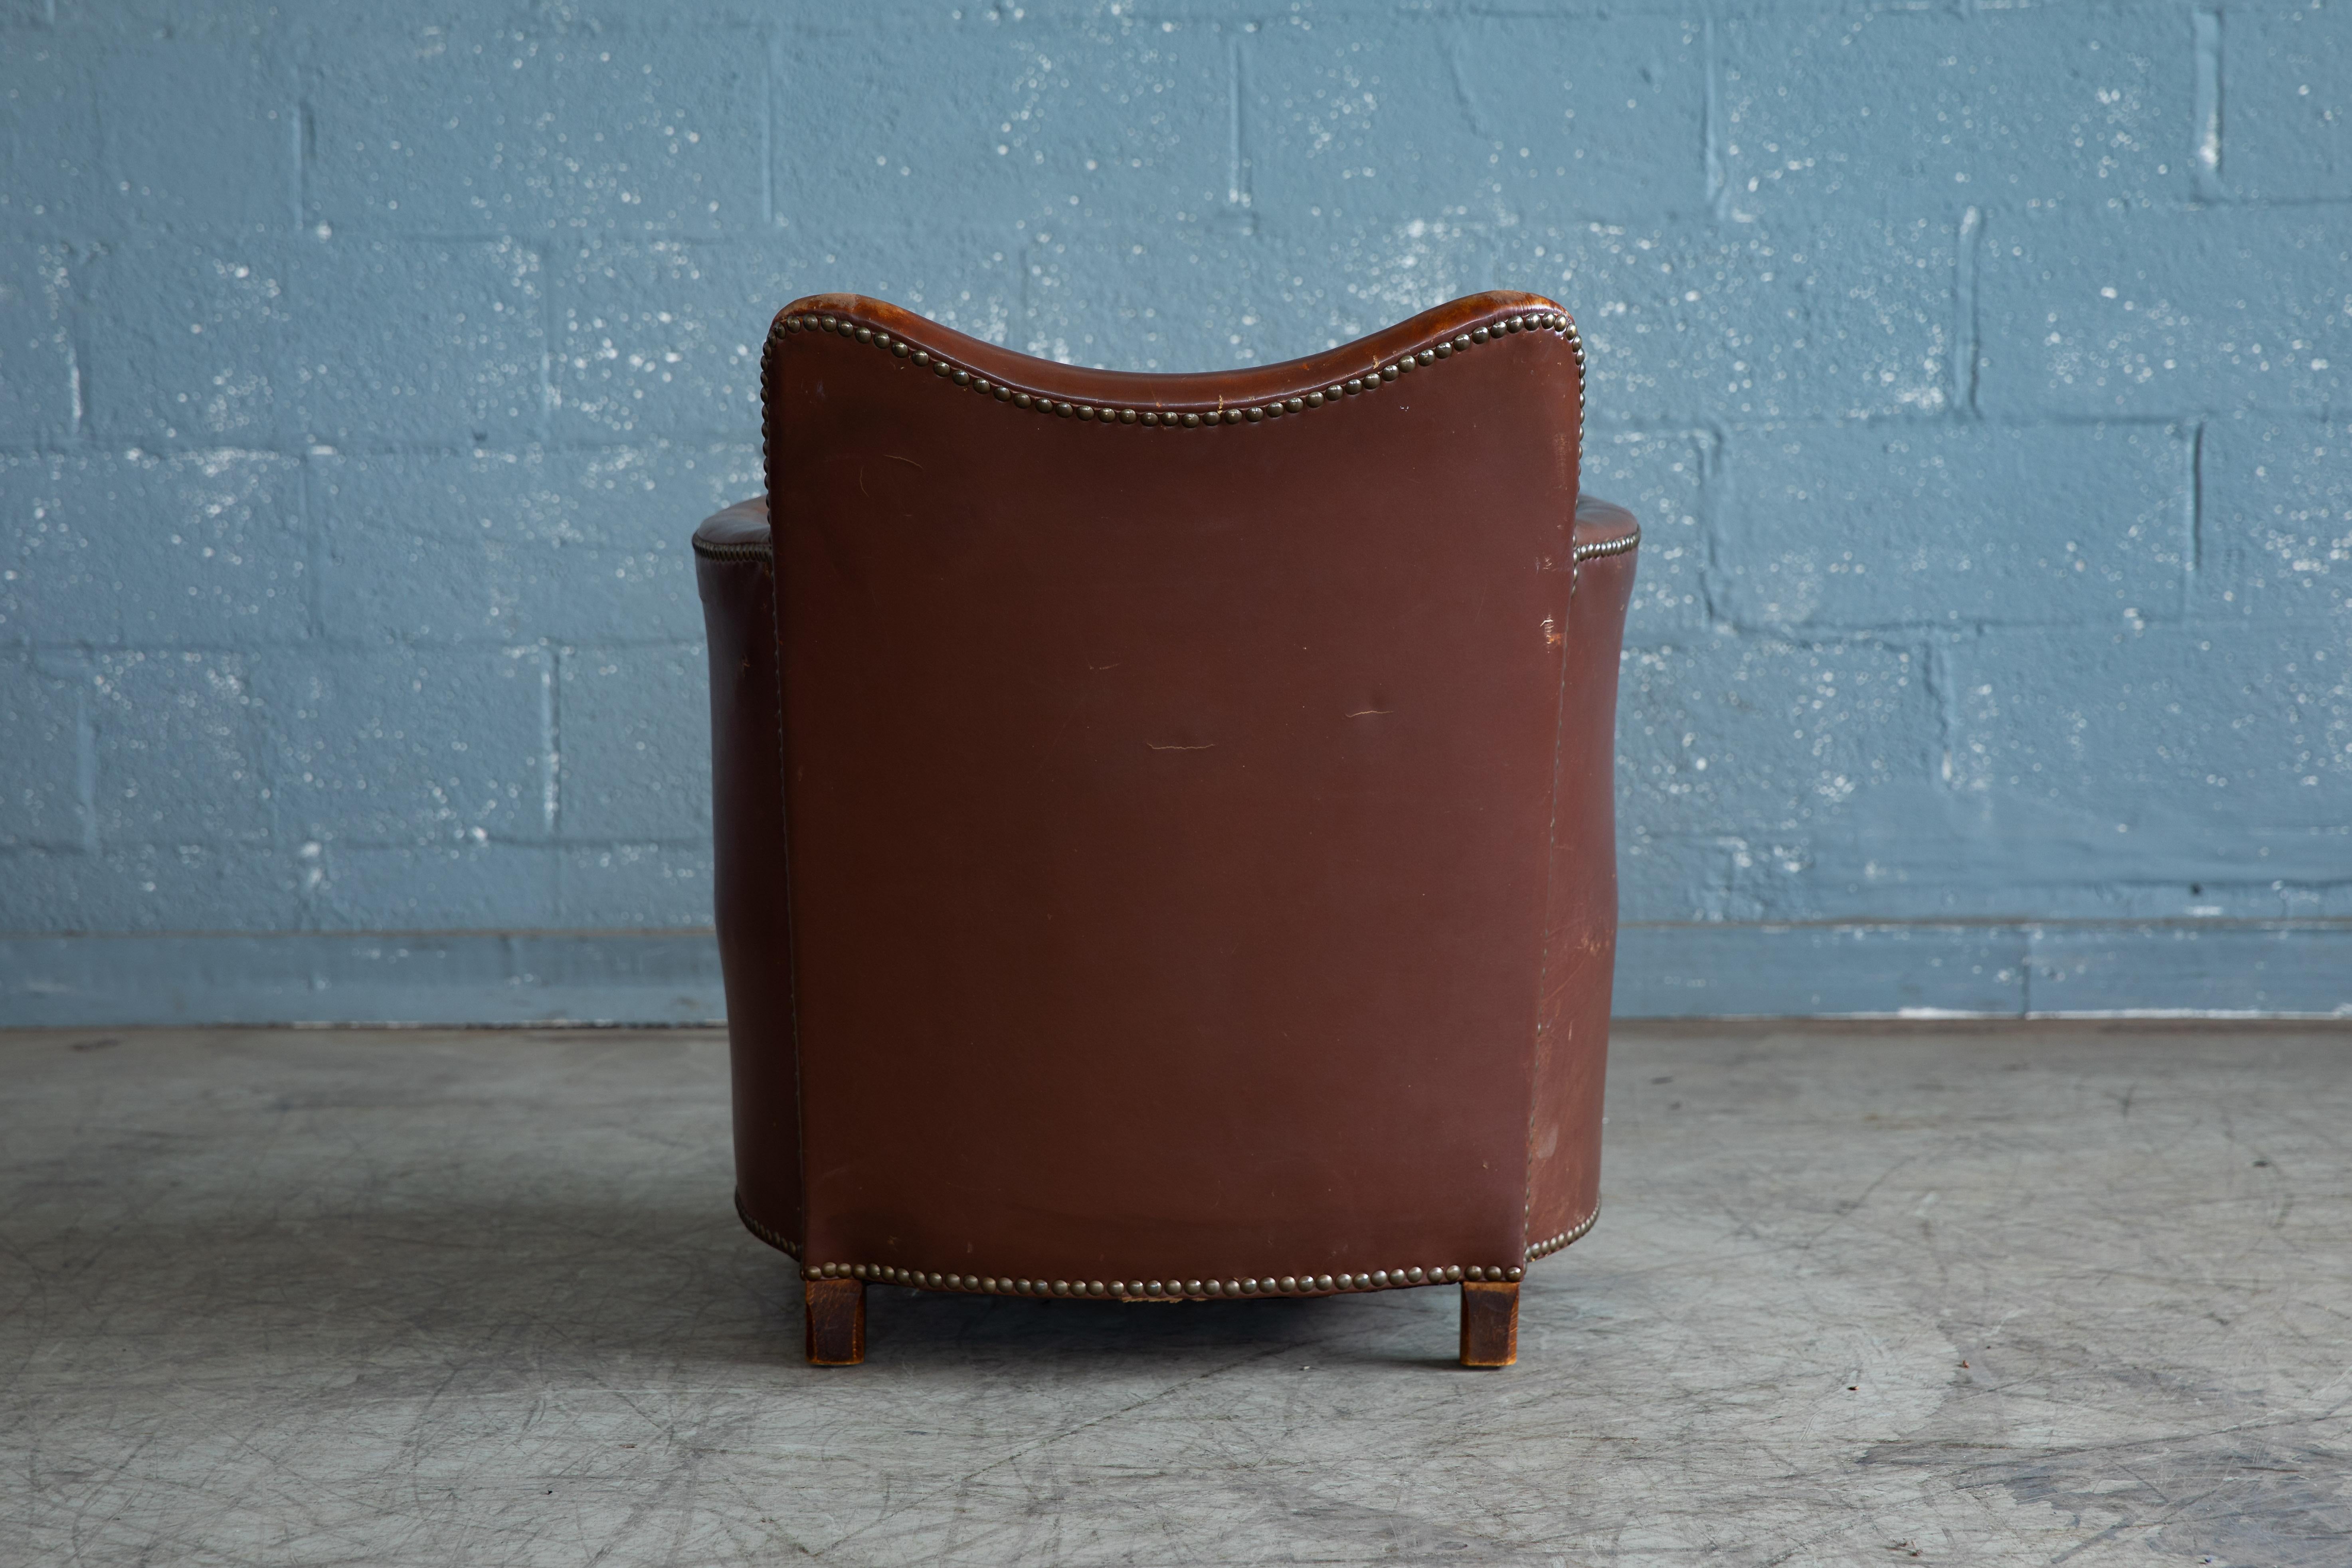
[2, 1023, 2346, 1567]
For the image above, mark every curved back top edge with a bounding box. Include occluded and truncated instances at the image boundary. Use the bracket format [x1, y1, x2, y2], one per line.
[766, 290, 1580, 418]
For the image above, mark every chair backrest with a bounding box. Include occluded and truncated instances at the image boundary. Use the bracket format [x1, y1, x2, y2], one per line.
[761, 291, 1608, 1282]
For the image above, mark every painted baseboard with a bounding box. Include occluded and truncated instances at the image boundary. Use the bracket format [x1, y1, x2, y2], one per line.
[3, 921, 2347, 1028]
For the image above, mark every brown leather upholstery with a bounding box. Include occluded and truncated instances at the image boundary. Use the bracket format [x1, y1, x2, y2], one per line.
[696, 291, 1636, 1346]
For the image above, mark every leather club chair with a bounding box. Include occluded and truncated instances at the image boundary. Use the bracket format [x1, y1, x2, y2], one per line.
[694, 291, 1638, 1368]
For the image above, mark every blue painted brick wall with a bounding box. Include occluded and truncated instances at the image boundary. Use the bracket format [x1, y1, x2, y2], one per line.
[2, 0, 2346, 1022]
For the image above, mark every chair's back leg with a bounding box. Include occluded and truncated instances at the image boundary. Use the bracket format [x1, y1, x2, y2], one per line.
[1459, 1281, 1519, 1368]
[805, 1277, 866, 1365]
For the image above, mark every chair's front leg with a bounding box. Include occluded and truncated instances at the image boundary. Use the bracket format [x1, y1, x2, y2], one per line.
[1459, 1281, 1519, 1368]
[805, 1277, 866, 1365]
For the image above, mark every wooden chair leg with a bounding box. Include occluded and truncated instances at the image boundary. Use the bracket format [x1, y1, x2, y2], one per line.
[805, 1277, 866, 1366]
[1460, 1281, 1519, 1368]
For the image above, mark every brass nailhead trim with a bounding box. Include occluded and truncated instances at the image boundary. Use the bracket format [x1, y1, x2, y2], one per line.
[738, 1192, 1585, 1297]
[706, 525, 1634, 567]
[1526, 1200, 1602, 1261]
[734, 1191, 802, 1258]
[783, 1259, 1529, 1299]
[690, 536, 771, 564]
[768, 306, 1586, 437]
[1571, 528, 1642, 563]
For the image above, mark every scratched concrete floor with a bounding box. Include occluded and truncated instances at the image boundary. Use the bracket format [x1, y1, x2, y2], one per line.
[2, 1023, 2347, 1567]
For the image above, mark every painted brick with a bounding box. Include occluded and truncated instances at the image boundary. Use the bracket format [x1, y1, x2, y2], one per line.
[2028, 923, 2352, 1014]
[0, 38, 99, 236]
[1720, 8, 2194, 219]
[773, 17, 1229, 231]
[4, 6, 2348, 1018]
[1976, 206, 2352, 418]
[556, 643, 710, 843]
[2198, 417, 2352, 623]
[0, 652, 87, 850]
[306, 21, 764, 237]
[1021, 219, 1295, 371]
[87, 649, 269, 847]
[1616, 634, 1938, 843]
[1619, 832, 1829, 926]
[550, 232, 1020, 441]
[94, 37, 293, 232]
[78, 237, 291, 447]
[1715, 421, 2190, 631]
[1943, 623, 2352, 890]
[311, 446, 751, 647]
[558, 841, 715, 929]
[0, 243, 73, 445]
[1248, 14, 1708, 225]
[260, 645, 554, 848]
[301, 841, 559, 932]
[1500, 214, 1956, 424]
[1614, 921, 2026, 1018]
[286, 236, 544, 447]
[2216, 3, 2352, 203]
[1585, 429, 1711, 640]
[0, 842, 300, 934]
[0, 451, 307, 648]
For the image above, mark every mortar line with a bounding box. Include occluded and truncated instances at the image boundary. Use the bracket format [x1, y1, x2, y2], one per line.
[2194, 8, 2223, 202]
[2187, 418, 2206, 585]
[1702, 16, 1723, 210]
[1955, 205, 1982, 419]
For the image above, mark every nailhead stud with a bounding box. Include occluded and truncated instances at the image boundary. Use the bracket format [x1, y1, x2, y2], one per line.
[1120, 408, 1137, 423]
[1381, 365, 1398, 381]
[1181, 413, 1201, 427]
